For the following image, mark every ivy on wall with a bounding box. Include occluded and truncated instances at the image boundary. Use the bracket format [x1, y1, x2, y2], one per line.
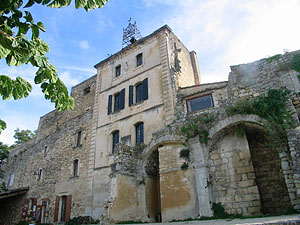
[226, 89, 293, 151]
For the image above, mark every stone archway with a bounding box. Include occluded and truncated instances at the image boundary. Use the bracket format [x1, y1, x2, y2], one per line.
[208, 115, 292, 215]
[244, 126, 291, 214]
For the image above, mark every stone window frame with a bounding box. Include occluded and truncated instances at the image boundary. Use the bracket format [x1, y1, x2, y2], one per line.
[186, 93, 214, 113]
[73, 129, 83, 148]
[83, 86, 91, 95]
[37, 168, 43, 181]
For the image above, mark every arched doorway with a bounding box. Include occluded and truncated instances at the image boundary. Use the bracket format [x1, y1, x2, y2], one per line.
[244, 126, 291, 214]
[144, 148, 161, 222]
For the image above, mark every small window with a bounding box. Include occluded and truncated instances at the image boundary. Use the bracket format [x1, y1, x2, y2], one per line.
[9, 173, 14, 187]
[44, 146, 48, 157]
[112, 130, 119, 153]
[187, 94, 214, 112]
[135, 122, 144, 145]
[37, 169, 42, 181]
[115, 65, 121, 77]
[77, 131, 82, 146]
[83, 87, 90, 95]
[136, 53, 143, 67]
[73, 159, 79, 177]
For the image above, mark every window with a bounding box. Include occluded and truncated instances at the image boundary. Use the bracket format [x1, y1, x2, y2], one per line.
[114, 93, 121, 111]
[9, 173, 14, 187]
[73, 159, 79, 177]
[60, 196, 67, 222]
[135, 122, 144, 145]
[44, 146, 47, 157]
[129, 78, 148, 105]
[187, 94, 214, 112]
[37, 169, 42, 181]
[83, 87, 90, 95]
[115, 65, 121, 77]
[108, 88, 125, 114]
[112, 130, 119, 153]
[136, 83, 143, 102]
[136, 53, 143, 67]
[76, 131, 82, 146]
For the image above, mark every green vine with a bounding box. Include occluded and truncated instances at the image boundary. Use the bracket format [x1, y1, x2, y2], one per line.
[290, 53, 300, 72]
[265, 54, 282, 63]
[180, 113, 214, 145]
[226, 89, 293, 150]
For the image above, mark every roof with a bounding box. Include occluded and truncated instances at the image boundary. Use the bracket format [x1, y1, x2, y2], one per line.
[94, 25, 172, 68]
[0, 187, 29, 200]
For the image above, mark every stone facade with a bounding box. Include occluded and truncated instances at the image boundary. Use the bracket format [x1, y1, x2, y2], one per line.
[1, 25, 300, 224]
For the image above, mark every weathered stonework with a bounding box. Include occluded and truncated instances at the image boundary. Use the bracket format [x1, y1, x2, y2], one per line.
[1, 25, 300, 224]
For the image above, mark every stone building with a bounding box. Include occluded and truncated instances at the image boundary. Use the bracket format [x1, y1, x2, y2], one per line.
[0, 24, 300, 224]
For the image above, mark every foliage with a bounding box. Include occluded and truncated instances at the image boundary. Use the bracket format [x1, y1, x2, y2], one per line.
[179, 148, 190, 158]
[0, 119, 6, 134]
[12, 128, 35, 145]
[211, 202, 232, 219]
[0, 141, 9, 165]
[180, 162, 189, 170]
[0, 0, 109, 133]
[64, 216, 99, 225]
[290, 53, 300, 72]
[0, 181, 8, 192]
[265, 54, 282, 63]
[16, 220, 30, 225]
[180, 113, 213, 145]
[226, 89, 292, 150]
[116, 221, 148, 224]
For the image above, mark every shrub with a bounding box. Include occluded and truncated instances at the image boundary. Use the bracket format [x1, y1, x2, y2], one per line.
[290, 53, 300, 72]
[265, 54, 282, 63]
[65, 216, 99, 225]
[181, 162, 189, 170]
[179, 148, 190, 158]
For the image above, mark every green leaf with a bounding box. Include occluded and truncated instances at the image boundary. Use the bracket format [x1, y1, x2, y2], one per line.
[48, 0, 71, 8]
[6, 53, 17, 66]
[24, 11, 33, 22]
[0, 119, 6, 134]
[42, 0, 51, 5]
[31, 23, 39, 39]
[0, 44, 11, 59]
[24, 0, 35, 7]
[37, 22, 46, 32]
[75, 0, 87, 8]
[34, 0, 43, 4]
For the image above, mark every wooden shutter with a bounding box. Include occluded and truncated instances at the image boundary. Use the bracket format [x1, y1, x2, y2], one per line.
[129, 85, 133, 106]
[65, 195, 72, 222]
[142, 78, 148, 100]
[120, 88, 125, 109]
[108, 95, 112, 115]
[54, 196, 60, 222]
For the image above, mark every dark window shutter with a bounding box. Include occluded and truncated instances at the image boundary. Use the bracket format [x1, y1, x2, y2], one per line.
[142, 78, 148, 100]
[65, 195, 72, 222]
[54, 196, 60, 222]
[120, 88, 125, 109]
[129, 85, 133, 106]
[108, 95, 112, 115]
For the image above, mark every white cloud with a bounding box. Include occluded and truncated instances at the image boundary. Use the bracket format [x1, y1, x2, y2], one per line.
[59, 71, 80, 87]
[79, 40, 90, 49]
[156, 0, 300, 83]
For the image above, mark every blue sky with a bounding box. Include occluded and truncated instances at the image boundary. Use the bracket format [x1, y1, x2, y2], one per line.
[1, 0, 300, 145]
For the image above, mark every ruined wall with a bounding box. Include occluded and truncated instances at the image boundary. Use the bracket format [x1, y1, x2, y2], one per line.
[0, 75, 96, 224]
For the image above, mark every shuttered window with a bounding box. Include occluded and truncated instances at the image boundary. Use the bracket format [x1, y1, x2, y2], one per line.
[112, 130, 119, 153]
[114, 89, 125, 112]
[54, 195, 72, 222]
[135, 78, 148, 104]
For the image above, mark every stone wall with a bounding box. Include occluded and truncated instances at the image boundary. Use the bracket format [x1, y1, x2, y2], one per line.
[0, 75, 96, 224]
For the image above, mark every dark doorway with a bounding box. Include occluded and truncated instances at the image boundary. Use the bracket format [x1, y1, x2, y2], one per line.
[245, 127, 291, 214]
[145, 149, 161, 222]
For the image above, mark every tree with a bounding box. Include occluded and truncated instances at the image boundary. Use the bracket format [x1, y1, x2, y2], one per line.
[0, 142, 9, 166]
[0, 0, 109, 133]
[13, 128, 35, 144]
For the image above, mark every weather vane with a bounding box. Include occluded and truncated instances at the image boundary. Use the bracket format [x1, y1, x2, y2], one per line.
[122, 18, 142, 48]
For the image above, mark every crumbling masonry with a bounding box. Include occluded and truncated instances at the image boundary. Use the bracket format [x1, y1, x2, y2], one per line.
[1, 25, 300, 224]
